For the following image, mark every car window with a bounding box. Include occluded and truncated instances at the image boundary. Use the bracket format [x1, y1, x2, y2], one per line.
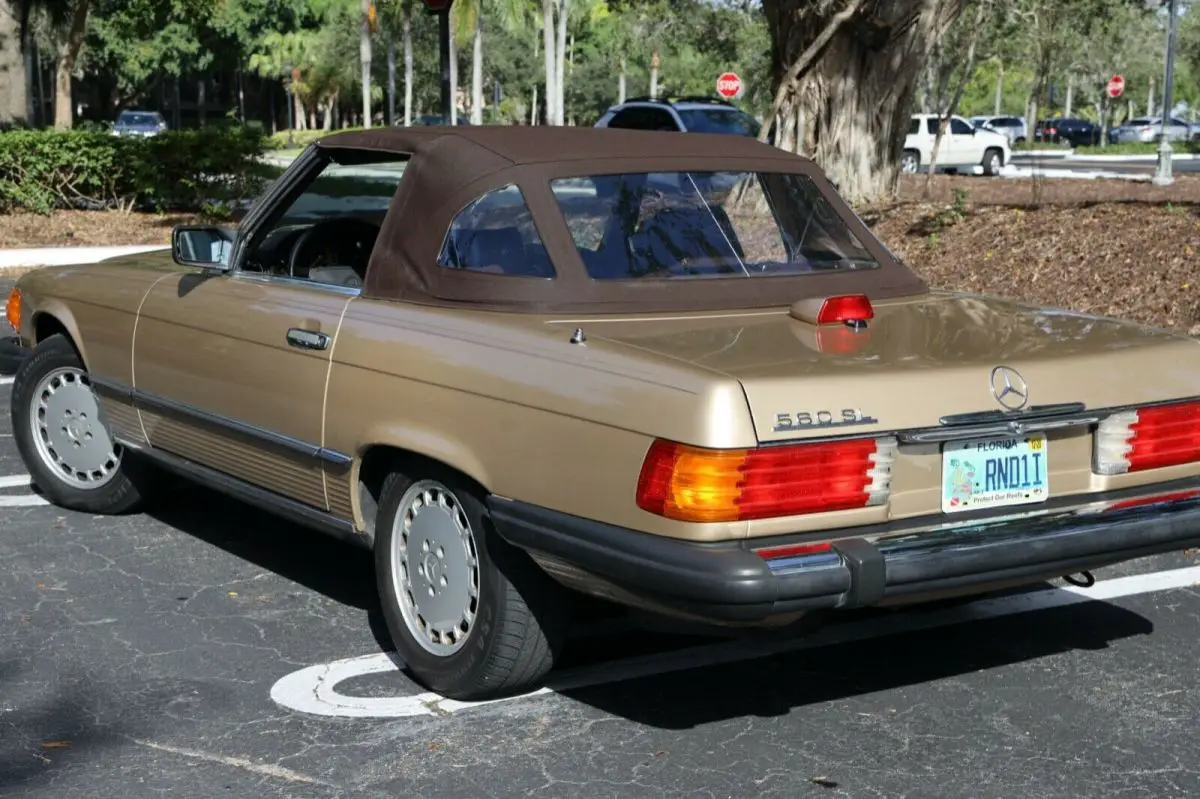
[608, 107, 678, 131]
[118, 112, 160, 126]
[549, 170, 876, 281]
[925, 118, 940, 134]
[238, 152, 408, 289]
[950, 118, 973, 135]
[909, 118, 921, 135]
[1128, 118, 1151, 126]
[438, 185, 555, 277]
[675, 108, 761, 137]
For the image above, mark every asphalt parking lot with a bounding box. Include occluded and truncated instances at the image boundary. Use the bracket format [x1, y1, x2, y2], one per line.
[3, 295, 1200, 797]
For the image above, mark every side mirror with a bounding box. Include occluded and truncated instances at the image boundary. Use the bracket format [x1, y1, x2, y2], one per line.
[172, 225, 234, 270]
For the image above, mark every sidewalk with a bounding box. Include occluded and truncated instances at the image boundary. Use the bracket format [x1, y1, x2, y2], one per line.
[0, 245, 167, 272]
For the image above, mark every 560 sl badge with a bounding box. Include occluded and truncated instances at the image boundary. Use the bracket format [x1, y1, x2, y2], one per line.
[773, 408, 879, 432]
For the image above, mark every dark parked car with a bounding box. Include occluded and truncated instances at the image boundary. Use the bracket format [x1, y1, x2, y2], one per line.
[1034, 118, 1100, 147]
[112, 110, 167, 138]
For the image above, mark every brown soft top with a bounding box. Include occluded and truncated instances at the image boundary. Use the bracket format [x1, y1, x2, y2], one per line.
[314, 126, 928, 313]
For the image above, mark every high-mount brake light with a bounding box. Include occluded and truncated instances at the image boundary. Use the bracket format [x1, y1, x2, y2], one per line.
[816, 294, 873, 326]
[635, 436, 898, 523]
[1093, 400, 1200, 475]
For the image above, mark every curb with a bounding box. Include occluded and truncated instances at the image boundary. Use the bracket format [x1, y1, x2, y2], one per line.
[1011, 149, 1074, 159]
[1064, 153, 1200, 162]
[0, 245, 168, 271]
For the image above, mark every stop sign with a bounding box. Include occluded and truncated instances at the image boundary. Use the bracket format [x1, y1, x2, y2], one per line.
[1107, 74, 1125, 99]
[716, 72, 743, 100]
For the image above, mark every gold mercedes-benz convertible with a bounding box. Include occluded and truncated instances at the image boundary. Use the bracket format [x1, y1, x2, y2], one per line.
[5, 127, 1200, 700]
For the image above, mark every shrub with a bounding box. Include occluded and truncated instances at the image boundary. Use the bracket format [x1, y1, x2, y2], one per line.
[0, 126, 271, 214]
[266, 126, 364, 150]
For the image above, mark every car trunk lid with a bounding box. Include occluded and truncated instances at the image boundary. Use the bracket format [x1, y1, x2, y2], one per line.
[559, 290, 1200, 444]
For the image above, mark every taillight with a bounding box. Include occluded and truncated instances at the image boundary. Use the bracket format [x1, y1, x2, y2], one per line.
[635, 436, 897, 522]
[5, 289, 20, 332]
[817, 294, 873, 325]
[1093, 401, 1200, 475]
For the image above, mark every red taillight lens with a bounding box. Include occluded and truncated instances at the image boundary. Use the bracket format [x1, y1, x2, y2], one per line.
[816, 294, 873, 325]
[635, 436, 897, 523]
[1094, 401, 1200, 475]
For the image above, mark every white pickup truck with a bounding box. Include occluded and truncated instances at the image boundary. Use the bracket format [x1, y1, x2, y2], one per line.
[902, 114, 1011, 177]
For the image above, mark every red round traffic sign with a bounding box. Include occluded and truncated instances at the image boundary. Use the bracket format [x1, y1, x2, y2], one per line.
[1107, 74, 1125, 99]
[716, 72, 742, 100]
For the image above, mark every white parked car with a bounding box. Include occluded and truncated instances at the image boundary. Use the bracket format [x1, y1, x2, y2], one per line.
[902, 114, 1011, 176]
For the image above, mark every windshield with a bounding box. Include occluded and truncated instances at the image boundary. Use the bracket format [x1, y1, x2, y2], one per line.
[549, 171, 877, 281]
[674, 108, 761, 137]
[118, 112, 160, 126]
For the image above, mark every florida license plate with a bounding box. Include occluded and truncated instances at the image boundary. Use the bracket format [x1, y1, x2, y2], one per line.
[941, 433, 1049, 513]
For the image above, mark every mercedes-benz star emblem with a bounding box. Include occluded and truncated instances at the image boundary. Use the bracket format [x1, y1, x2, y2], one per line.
[989, 365, 1029, 411]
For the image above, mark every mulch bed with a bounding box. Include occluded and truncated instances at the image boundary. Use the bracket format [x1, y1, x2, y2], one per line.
[3, 174, 1200, 331]
[867, 175, 1200, 333]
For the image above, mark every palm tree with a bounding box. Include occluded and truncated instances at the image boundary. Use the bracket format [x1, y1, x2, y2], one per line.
[452, 0, 483, 124]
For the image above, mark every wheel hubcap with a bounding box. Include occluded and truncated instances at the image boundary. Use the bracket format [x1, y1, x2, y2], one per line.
[390, 480, 480, 657]
[29, 367, 121, 490]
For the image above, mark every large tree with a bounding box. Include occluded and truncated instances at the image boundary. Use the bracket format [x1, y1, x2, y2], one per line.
[758, 0, 963, 204]
[0, 0, 27, 125]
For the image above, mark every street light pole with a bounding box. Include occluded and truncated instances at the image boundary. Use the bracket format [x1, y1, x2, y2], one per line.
[1153, 0, 1180, 186]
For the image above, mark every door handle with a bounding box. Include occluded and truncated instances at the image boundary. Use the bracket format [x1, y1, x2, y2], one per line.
[287, 328, 330, 350]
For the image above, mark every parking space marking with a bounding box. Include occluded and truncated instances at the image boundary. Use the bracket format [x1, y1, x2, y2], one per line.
[0, 376, 13, 385]
[270, 565, 1200, 719]
[0, 473, 48, 505]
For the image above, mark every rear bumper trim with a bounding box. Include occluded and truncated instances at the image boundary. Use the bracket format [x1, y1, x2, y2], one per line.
[488, 482, 1200, 623]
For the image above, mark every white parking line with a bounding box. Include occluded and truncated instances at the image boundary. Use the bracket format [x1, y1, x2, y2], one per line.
[269, 564, 1200, 719]
[0, 376, 13, 385]
[0, 474, 30, 488]
[0, 494, 49, 507]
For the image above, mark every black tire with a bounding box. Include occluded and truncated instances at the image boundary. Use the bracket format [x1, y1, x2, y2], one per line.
[374, 465, 571, 700]
[12, 333, 150, 514]
[982, 148, 1003, 177]
[900, 150, 920, 174]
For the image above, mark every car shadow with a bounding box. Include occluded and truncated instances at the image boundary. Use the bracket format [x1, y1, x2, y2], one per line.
[136, 482, 1158, 730]
[554, 596, 1154, 730]
[143, 482, 396, 654]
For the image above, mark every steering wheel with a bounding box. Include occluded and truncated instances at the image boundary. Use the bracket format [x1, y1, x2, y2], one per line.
[287, 217, 381, 280]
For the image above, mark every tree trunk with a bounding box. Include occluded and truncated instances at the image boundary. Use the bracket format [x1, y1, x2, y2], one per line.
[387, 39, 396, 125]
[542, 0, 556, 125]
[403, 12, 413, 125]
[360, 0, 372, 128]
[531, 84, 538, 125]
[449, 12, 458, 124]
[471, 13, 483, 124]
[618, 56, 626, 104]
[555, 0, 567, 125]
[1063, 75, 1073, 118]
[0, 0, 28, 126]
[53, 0, 90, 129]
[760, 0, 963, 204]
[924, 0, 986, 197]
[649, 49, 659, 100]
[1147, 76, 1154, 117]
[198, 79, 207, 126]
[993, 62, 1003, 116]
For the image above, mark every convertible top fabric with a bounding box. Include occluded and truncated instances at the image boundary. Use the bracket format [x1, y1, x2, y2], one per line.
[315, 127, 928, 312]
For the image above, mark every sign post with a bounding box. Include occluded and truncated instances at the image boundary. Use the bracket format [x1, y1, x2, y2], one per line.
[716, 72, 743, 101]
[422, 0, 455, 121]
[1106, 74, 1125, 99]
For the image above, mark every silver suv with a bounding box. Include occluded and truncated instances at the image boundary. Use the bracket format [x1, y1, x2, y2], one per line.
[594, 96, 763, 138]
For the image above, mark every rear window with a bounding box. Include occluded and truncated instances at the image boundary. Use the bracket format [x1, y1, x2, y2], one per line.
[674, 108, 761, 137]
[549, 171, 877, 281]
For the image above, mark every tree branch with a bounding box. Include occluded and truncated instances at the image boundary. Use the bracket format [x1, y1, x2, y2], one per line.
[757, 0, 865, 144]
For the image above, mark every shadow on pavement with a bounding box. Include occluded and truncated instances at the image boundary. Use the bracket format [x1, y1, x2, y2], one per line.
[144, 482, 395, 654]
[557, 598, 1154, 730]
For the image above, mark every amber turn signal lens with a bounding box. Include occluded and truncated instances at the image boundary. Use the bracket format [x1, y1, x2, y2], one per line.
[635, 436, 896, 523]
[5, 289, 21, 332]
